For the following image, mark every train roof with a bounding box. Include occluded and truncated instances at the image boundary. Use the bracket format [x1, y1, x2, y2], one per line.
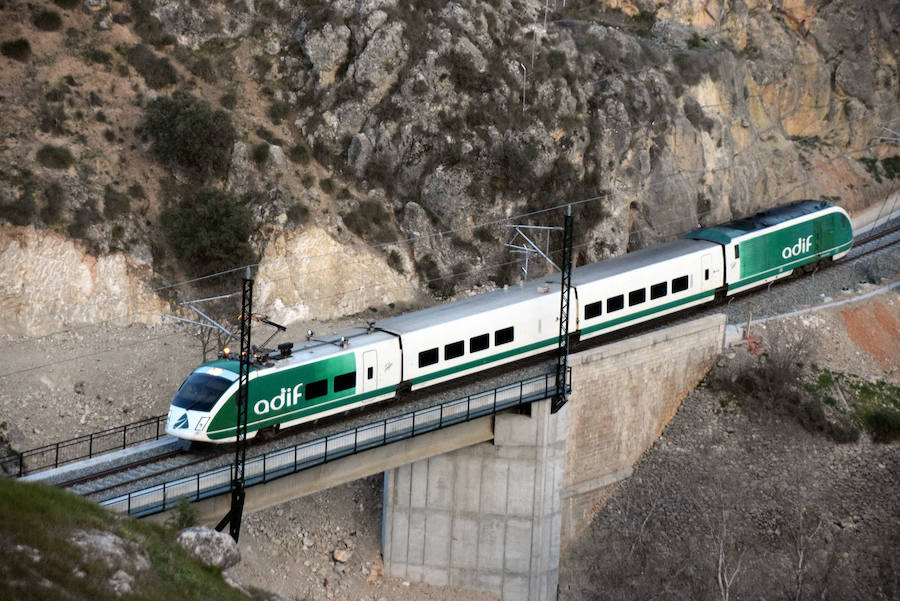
[568, 238, 719, 284]
[684, 200, 837, 244]
[374, 280, 555, 334]
[373, 238, 718, 334]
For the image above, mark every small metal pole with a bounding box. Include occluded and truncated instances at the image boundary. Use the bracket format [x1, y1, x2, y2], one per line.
[531, 24, 537, 71]
[519, 62, 527, 112]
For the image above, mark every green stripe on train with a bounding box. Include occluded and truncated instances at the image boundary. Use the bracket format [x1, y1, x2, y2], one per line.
[207, 383, 398, 440]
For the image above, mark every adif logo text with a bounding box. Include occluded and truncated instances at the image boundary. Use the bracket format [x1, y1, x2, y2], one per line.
[781, 236, 814, 259]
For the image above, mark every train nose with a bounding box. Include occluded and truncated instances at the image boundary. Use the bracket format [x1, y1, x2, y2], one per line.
[167, 409, 190, 431]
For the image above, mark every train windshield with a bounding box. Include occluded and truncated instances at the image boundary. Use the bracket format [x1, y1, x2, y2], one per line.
[172, 373, 232, 412]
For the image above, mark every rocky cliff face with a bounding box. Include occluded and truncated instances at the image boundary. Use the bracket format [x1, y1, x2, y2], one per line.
[0, 0, 897, 335]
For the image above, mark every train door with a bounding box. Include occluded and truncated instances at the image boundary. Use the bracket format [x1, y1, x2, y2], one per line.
[701, 253, 714, 291]
[362, 350, 377, 393]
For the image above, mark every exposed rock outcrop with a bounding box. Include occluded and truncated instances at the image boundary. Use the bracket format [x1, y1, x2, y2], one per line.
[70, 530, 151, 598]
[255, 225, 419, 324]
[0, 226, 167, 337]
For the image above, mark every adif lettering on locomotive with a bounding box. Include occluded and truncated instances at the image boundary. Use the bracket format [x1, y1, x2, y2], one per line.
[781, 235, 814, 259]
[254, 384, 303, 416]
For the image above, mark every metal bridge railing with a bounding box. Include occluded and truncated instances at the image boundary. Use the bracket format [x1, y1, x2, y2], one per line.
[0, 415, 168, 477]
[100, 369, 570, 517]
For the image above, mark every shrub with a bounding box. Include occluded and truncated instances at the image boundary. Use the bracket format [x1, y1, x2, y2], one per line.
[143, 90, 236, 178]
[103, 186, 131, 219]
[165, 497, 197, 530]
[255, 127, 284, 147]
[436, 50, 492, 93]
[0, 191, 36, 226]
[267, 100, 290, 125]
[881, 155, 900, 180]
[863, 407, 900, 443]
[38, 102, 67, 135]
[68, 199, 101, 240]
[85, 47, 112, 65]
[319, 177, 335, 195]
[41, 181, 65, 224]
[33, 10, 63, 31]
[128, 44, 177, 89]
[1, 38, 31, 62]
[128, 183, 146, 199]
[342, 199, 395, 243]
[251, 142, 270, 166]
[219, 91, 237, 110]
[288, 144, 310, 164]
[131, 0, 175, 47]
[286, 202, 309, 226]
[52, 0, 79, 8]
[36, 144, 75, 169]
[160, 188, 255, 277]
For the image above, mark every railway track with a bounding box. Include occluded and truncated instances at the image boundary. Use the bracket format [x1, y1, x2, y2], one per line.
[38, 217, 900, 501]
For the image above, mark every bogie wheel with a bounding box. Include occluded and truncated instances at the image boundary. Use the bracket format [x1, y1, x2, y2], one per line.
[256, 425, 280, 442]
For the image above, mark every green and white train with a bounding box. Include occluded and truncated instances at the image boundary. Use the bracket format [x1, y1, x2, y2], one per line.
[166, 200, 853, 443]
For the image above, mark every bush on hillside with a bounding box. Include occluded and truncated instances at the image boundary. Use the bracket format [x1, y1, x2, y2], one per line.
[36, 144, 74, 169]
[251, 142, 270, 166]
[1, 38, 31, 62]
[33, 10, 63, 31]
[143, 90, 236, 178]
[128, 44, 177, 89]
[159, 188, 254, 277]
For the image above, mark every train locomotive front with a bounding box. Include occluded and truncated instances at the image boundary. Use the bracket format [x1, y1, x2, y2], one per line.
[166, 362, 241, 442]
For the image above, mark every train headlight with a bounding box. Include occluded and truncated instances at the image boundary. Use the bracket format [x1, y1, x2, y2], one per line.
[195, 417, 210, 431]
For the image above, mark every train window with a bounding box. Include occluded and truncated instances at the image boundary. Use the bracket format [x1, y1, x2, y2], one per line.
[672, 275, 689, 293]
[334, 371, 356, 393]
[306, 379, 327, 400]
[418, 348, 439, 368]
[367, 366, 374, 380]
[494, 327, 515, 346]
[607, 295, 624, 312]
[650, 282, 667, 300]
[734, 246, 740, 259]
[585, 301, 602, 319]
[704, 269, 710, 280]
[628, 288, 646, 306]
[445, 340, 464, 360]
[470, 333, 489, 353]
[172, 373, 232, 412]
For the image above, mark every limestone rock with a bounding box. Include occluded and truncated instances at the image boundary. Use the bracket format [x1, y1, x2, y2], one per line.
[70, 530, 150, 597]
[333, 548, 352, 563]
[302, 22, 352, 87]
[254, 226, 418, 325]
[176, 527, 241, 570]
[0, 226, 166, 337]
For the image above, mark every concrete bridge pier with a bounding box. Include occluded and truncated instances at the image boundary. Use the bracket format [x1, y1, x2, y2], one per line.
[382, 313, 727, 600]
[383, 397, 566, 600]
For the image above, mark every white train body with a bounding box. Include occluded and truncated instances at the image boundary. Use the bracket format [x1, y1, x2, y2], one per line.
[166, 201, 853, 443]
